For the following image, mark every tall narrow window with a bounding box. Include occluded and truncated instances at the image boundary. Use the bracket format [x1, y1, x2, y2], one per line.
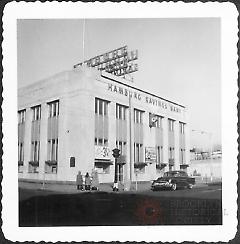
[179, 122, 185, 134]
[29, 105, 41, 173]
[18, 109, 26, 172]
[180, 148, 185, 164]
[116, 104, 128, 181]
[155, 115, 164, 171]
[134, 109, 145, 173]
[46, 100, 59, 173]
[95, 98, 109, 146]
[168, 119, 174, 131]
[156, 146, 163, 165]
[94, 98, 110, 174]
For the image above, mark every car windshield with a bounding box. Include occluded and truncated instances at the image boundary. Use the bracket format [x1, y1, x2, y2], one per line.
[163, 171, 187, 177]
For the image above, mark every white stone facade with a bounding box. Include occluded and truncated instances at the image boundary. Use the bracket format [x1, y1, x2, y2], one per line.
[18, 67, 190, 184]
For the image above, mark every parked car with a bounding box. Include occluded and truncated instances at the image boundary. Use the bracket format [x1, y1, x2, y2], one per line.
[151, 170, 195, 191]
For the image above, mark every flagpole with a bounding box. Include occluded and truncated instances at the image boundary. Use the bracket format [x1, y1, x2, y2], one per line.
[82, 18, 86, 63]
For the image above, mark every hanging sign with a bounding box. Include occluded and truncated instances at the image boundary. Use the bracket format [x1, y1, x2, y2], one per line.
[145, 147, 157, 163]
[95, 145, 111, 160]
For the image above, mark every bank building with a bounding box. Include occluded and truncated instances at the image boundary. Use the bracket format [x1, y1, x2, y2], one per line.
[18, 47, 190, 187]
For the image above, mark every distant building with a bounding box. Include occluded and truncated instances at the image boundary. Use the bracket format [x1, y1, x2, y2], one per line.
[18, 67, 190, 184]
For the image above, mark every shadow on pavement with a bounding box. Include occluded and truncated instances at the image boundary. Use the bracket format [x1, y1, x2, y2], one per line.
[19, 190, 222, 226]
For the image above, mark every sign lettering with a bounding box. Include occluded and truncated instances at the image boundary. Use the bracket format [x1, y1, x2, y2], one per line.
[74, 46, 138, 77]
[108, 83, 182, 113]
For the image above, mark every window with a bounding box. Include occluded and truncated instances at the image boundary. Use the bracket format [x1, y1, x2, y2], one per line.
[47, 139, 58, 161]
[70, 157, 75, 167]
[29, 141, 40, 173]
[134, 143, 143, 163]
[18, 109, 26, 172]
[95, 98, 109, 146]
[32, 105, 41, 121]
[180, 148, 186, 164]
[46, 100, 59, 173]
[179, 122, 185, 134]
[134, 109, 144, 170]
[169, 147, 175, 160]
[116, 140, 127, 156]
[48, 100, 59, 118]
[116, 140, 127, 181]
[156, 146, 163, 165]
[18, 109, 26, 124]
[134, 109, 143, 124]
[31, 141, 40, 162]
[95, 98, 108, 116]
[168, 119, 174, 131]
[116, 104, 127, 120]
[29, 105, 41, 173]
[156, 116, 163, 128]
[18, 142, 24, 162]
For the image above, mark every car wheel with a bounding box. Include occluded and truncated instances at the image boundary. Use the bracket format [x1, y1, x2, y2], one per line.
[171, 183, 177, 191]
[188, 184, 193, 189]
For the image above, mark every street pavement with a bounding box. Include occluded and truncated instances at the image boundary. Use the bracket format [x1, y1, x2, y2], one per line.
[19, 183, 222, 226]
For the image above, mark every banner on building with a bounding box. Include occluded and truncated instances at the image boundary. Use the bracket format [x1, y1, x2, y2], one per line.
[95, 146, 111, 160]
[145, 147, 157, 163]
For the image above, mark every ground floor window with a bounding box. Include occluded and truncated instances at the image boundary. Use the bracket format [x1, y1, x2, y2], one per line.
[18, 142, 24, 172]
[45, 138, 58, 173]
[156, 146, 163, 165]
[134, 143, 143, 163]
[18, 142, 24, 161]
[29, 141, 40, 173]
[180, 148, 186, 164]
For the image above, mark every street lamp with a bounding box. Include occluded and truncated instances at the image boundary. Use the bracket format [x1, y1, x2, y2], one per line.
[191, 129, 213, 182]
[112, 148, 120, 191]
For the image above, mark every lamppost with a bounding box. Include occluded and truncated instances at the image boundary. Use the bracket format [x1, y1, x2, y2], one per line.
[192, 129, 213, 182]
[112, 148, 120, 191]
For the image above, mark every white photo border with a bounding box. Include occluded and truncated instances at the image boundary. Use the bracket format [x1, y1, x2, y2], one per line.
[2, 2, 238, 242]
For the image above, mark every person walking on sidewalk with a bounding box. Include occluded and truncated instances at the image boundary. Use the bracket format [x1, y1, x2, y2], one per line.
[91, 169, 99, 191]
[76, 171, 84, 190]
[85, 172, 91, 191]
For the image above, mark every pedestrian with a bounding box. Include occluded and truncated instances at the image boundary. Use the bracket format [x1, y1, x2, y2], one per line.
[76, 171, 84, 190]
[85, 172, 91, 191]
[91, 169, 99, 191]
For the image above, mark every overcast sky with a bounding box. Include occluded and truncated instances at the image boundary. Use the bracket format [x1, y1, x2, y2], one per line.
[17, 18, 221, 149]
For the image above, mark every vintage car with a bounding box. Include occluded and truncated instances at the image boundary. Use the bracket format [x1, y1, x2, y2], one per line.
[151, 170, 195, 191]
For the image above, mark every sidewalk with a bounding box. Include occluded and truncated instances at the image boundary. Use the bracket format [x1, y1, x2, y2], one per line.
[18, 179, 215, 194]
[18, 180, 150, 193]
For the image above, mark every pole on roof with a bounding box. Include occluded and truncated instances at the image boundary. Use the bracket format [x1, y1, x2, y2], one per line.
[82, 19, 86, 63]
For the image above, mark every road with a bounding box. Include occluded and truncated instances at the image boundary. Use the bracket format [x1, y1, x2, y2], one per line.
[19, 185, 222, 226]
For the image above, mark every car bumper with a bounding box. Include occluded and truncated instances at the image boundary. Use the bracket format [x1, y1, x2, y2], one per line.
[151, 183, 173, 190]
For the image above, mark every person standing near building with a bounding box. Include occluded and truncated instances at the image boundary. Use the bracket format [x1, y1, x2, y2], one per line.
[91, 169, 99, 191]
[85, 172, 91, 191]
[76, 171, 83, 190]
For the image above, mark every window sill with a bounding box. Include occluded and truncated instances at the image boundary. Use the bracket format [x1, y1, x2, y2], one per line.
[29, 161, 39, 167]
[134, 162, 147, 168]
[45, 160, 58, 166]
[18, 161, 24, 166]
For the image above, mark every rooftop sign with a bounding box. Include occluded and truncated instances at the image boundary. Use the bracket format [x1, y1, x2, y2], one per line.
[73, 45, 138, 77]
